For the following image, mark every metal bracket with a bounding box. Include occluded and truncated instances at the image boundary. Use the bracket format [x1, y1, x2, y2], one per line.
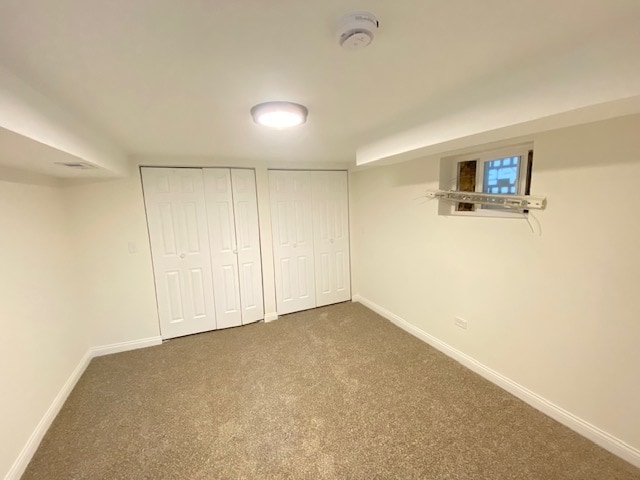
[425, 190, 546, 210]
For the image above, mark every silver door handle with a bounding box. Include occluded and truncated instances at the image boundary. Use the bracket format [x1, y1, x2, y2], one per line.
[180, 253, 185, 259]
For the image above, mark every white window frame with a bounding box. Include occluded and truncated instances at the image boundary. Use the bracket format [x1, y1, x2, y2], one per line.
[439, 143, 532, 218]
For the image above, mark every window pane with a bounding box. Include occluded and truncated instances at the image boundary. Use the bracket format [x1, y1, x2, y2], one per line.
[457, 160, 477, 212]
[483, 156, 521, 195]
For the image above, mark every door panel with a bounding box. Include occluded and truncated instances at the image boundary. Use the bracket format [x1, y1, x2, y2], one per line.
[159, 203, 178, 254]
[280, 258, 292, 300]
[269, 171, 316, 315]
[319, 252, 330, 294]
[231, 169, 264, 324]
[189, 268, 205, 312]
[240, 262, 257, 308]
[311, 171, 351, 307]
[297, 256, 312, 298]
[142, 167, 217, 339]
[166, 271, 184, 321]
[203, 169, 242, 329]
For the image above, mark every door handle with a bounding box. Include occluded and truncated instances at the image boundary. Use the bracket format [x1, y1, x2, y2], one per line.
[180, 253, 186, 259]
[233, 249, 238, 254]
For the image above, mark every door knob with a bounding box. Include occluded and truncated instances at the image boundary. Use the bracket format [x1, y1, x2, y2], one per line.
[233, 249, 238, 254]
[180, 253, 185, 259]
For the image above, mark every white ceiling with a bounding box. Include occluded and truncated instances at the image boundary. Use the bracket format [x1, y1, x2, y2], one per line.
[0, 0, 639, 176]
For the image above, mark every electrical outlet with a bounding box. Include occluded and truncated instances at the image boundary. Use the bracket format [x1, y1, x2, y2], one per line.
[455, 317, 468, 330]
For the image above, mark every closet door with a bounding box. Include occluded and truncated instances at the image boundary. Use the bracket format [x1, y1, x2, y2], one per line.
[141, 168, 216, 339]
[203, 169, 242, 329]
[269, 171, 316, 315]
[311, 171, 351, 306]
[231, 169, 264, 324]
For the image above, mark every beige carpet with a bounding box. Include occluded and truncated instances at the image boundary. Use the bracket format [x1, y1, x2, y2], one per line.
[23, 303, 640, 479]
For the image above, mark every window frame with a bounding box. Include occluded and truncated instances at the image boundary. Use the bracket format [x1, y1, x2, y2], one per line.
[439, 143, 533, 218]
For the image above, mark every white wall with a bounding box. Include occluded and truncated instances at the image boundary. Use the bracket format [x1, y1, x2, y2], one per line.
[350, 114, 640, 454]
[64, 175, 160, 346]
[0, 179, 88, 477]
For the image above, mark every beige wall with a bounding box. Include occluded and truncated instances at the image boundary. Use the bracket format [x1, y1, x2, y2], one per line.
[64, 174, 160, 346]
[0, 179, 88, 477]
[350, 114, 640, 451]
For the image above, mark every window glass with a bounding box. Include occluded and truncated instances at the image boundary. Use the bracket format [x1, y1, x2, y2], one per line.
[438, 144, 533, 218]
[483, 156, 520, 195]
[456, 160, 477, 212]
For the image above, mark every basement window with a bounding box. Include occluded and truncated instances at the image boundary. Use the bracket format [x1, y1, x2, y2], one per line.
[438, 144, 533, 218]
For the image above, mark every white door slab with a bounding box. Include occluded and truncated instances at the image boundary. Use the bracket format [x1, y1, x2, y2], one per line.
[269, 170, 316, 315]
[311, 171, 351, 306]
[203, 168, 242, 329]
[231, 169, 264, 324]
[141, 167, 216, 339]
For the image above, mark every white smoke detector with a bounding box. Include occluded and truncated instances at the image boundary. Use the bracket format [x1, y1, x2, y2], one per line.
[338, 11, 379, 50]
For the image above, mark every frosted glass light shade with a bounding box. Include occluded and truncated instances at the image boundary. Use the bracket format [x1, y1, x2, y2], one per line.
[251, 102, 308, 129]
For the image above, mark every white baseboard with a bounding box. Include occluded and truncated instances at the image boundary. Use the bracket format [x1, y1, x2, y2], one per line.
[3, 350, 92, 480]
[264, 312, 278, 323]
[352, 294, 640, 469]
[90, 336, 162, 357]
[4, 336, 163, 480]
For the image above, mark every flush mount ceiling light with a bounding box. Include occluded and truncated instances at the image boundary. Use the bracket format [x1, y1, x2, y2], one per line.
[250, 101, 308, 129]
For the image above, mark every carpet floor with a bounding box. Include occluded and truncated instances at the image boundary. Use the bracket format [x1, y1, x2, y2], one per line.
[23, 302, 640, 479]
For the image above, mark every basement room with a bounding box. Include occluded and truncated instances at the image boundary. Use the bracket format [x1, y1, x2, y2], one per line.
[1, 1, 639, 479]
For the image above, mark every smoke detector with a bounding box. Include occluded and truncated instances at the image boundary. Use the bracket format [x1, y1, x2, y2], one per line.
[338, 11, 379, 50]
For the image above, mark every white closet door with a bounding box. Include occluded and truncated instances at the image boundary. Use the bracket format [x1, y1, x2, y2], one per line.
[203, 169, 242, 329]
[311, 171, 351, 306]
[231, 169, 264, 324]
[141, 168, 216, 339]
[269, 170, 316, 315]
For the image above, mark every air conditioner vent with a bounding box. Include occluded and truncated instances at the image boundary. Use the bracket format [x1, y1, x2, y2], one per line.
[54, 162, 96, 170]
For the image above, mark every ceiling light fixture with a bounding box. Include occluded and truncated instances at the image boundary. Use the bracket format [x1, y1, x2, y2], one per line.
[250, 101, 308, 129]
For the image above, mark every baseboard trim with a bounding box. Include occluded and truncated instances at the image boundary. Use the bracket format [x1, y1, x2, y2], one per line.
[4, 336, 163, 480]
[4, 350, 92, 480]
[90, 336, 163, 357]
[264, 312, 278, 323]
[352, 294, 640, 469]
